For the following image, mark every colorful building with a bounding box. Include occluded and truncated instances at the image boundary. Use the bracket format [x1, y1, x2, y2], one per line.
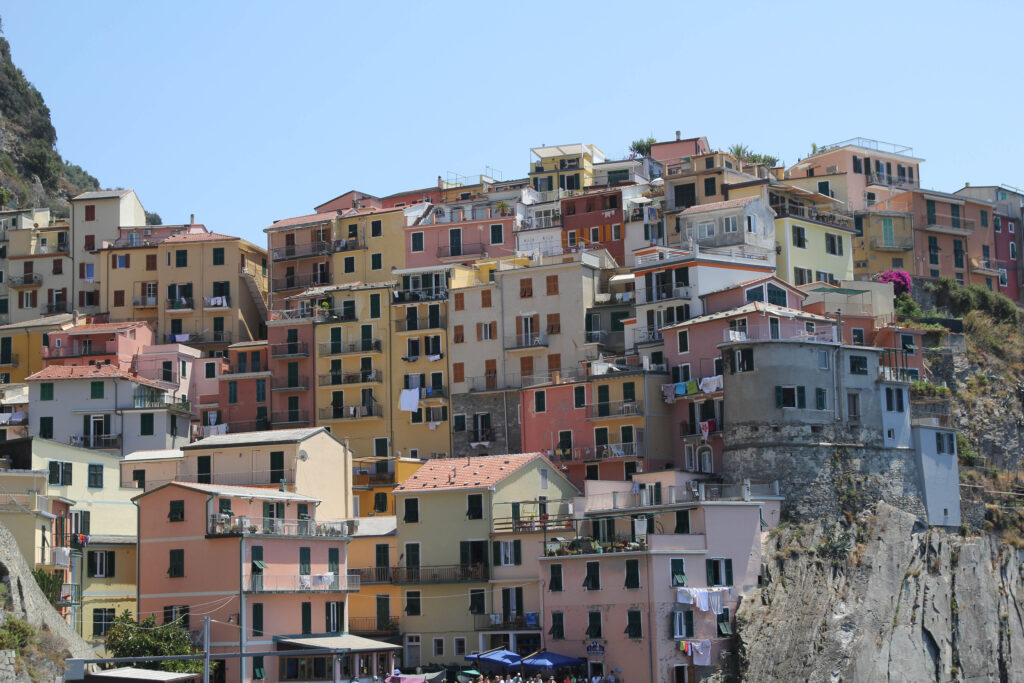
[0, 312, 74, 384]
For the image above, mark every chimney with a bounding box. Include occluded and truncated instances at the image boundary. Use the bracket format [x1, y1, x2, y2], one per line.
[551, 371, 561, 384]
[675, 130, 681, 141]
[964, 182, 970, 187]
[189, 213, 195, 225]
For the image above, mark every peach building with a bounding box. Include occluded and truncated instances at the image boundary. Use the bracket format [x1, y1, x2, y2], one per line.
[135, 481, 398, 682]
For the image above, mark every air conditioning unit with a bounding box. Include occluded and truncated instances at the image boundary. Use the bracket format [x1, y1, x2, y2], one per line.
[826, 166, 838, 174]
[144, 229, 152, 236]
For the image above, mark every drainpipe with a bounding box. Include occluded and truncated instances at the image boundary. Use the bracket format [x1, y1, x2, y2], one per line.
[833, 313, 843, 422]
[644, 552, 655, 683]
[133, 499, 140, 622]
[239, 534, 246, 682]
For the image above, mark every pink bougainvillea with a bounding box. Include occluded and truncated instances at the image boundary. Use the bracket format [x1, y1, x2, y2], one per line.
[875, 270, 912, 297]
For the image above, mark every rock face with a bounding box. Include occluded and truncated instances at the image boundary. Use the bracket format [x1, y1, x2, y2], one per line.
[735, 503, 1024, 682]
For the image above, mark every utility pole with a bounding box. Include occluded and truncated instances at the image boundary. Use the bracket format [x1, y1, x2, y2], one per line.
[203, 616, 211, 683]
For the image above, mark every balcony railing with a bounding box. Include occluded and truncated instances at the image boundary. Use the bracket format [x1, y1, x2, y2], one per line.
[975, 259, 1001, 275]
[121, 467, 295, 490]
[586, 400, 644, 419]
[721, 325, 836, 343]
[394, 316, 446, 332]
[271, 410, 311, 425]
[243, 572, 357, 593]
[271, 272, 332, 291]
[0, 492, 49, 512]
[550, 442, 644, 461]
[635, 283, 692, 304]
[492, 514, 574, 533]
[348, 616, 400, 634]
[437, 243, 486, 259]
[271, 241, 332, 262]
[133, 295, 159, 307]
[312, 307, 357, 323]
[208, 514, 356, 537]
[319, 340, 383, 356]
[910, 399, 953, 428]
[474, 613, 542, 631]
[317, 370, 383, 386]
[9, 273, 42, 287]
[44, 302, 70, 314]
[770, 203, 854, 229]
[270, 341, 310, 357]
[165, 331, 232, 344]
[133, 394, 191, 412]
[319, 403, 383, 420]
[68, 434, 121, 449]
[635, 326, 663, 344]
[43, 341, 118, 358]
[166, 297, 194, 311]
[333, 238, 365, 253]
[271, 376, 310, 391]
[392, 287, 447, 303]
[870, 237, 914, 251]
[391, 564, 489, 584]
[584, 485, 699, 512]
[923, 214, 975, 234]
[348, 567, 395, 584]
[57, 583, 81, 606]
[865, 173, 919, 190]
[202, 295, 231, 309]
[520, 214, 562, 231]
[504, 333, 547, 350]
[352, 471, 396, 486]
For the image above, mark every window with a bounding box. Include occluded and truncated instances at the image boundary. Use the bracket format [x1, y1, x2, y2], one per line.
[721, 215, 738, 233]
[546, 313, 561, 335]
[793, 267, 813, 285]
[88, 464, 104, 489]
[852, 328, 865, 345]
[775, 385, 806, 409]
[169, 500, 185, 522]
[677, 330, 689, 353]
[256, 380, 266, 402]
[301, 602, 312, 634]
[433, 638, 444, 657]
[704, 177, 716, 197]
[706, 557, 733, 586]
[540, 468, 549, 490]
[546, 274, 559, 295]
[816, 388, 828, 411]
[1012, 242, 1018, 261]
[228, 381, 238, 404]
[48, 460, 71, 485]
[453, 292, 464, 311]
[87, 550, 115, 578]
[139, 412, 154, 436]
[466, 587, 487, 615]
[548, 612, 565, 640]
[885, 387, 905, 413]
[40, 382, 54, 401]
[590, 226, 600, 243]
[90, 381, 104, 399]
[849, 355, 868, 375]
[411, 232, 424, 252]
[371, 219, 382, 237]
[481, 289, 492, 307]
[85, 205, 96, 221]
[625, 559, 640, 589]
[519, 278, 533, 298]
[717, 607, 733, 636]
[168, 549, 185, 577]
[344, 256, 355, 273]
[454, 638, 466, 656]
[549, 564, 563, 592]
[534, 391, 546, 413]
[490, 224, 503, 245]
[625, 609, 643, 639]
[825, 233, 843, 256]
[403, 498, 419, 523]
[674, 509, 690, 534]
[92, 608, 115, 637]
[496, 539, 522, 566]
[1000, 268, 1009, 287]
[39, 417, 54, 440]
[817, 350, 829, 370]
[574, 386, 586, 408]
[583, 561, 600, 590]
[670, 557, 687, 586]
[792, 225, 807, 248]
[175, 250, 187, 267]
[673, 609, 695, 639]
[935, 432, 955, 455]
[697, 221, 714, 239]
[585, 611, 602, 638]
[371, 253, 382, 270]
[405, 591, 421, 616]
[466, 494, 483, 520]
[732, 348, 754, 373]
[847, 393, 860, 420]
[981, 211, 989, 228]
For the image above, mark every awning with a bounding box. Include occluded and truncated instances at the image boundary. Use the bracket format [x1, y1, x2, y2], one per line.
[251, 560, 266, 569]
[629, 196, 652, 204]
[276, 634, 402, 652]
[608, 273, 634, 283]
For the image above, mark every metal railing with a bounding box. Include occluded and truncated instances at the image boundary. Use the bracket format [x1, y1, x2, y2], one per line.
[721, 325, 836, 343]
[0, 492, 49, 512]
[870, 237, 914, 251]
[520, 214, 562, 231]
[865, 172, 919, 190]
[44, 302, 70, 314]
[394, 316, 446, 332]
[166, 297, 194, 310]
[586, 400, 644, 419]
[492, 514, 574, 533]
[437, 243, 486, 258]
[271, 241, 332, 261]
[924, 214, 975, 233]
[770, 203, 853, 229]
[319, 403, 383, 420]
[271, 272, 332, 291]
[270, 341, 310, 357]
[271, 376, 310, 390]
[393, 287, 447, 303]
[584, 485, 698, 512]
[635, 326, 663, 344]
[243, 572, 357, 592]
[311, 307, 357, 323]
[348, 616, 400, 634]
[57, 583, 81, 606]
[43, 341, 118, 358]
[133, 394, 191, 412]
[348, 567, 394, 584]
[202, 295, 231, 309]
[165, 331, 232, 344]
[317, 370, 383, 386]
[635, 283, 692, 304]
[504, 333, 548, 350]
[333, 238, 365, 253]
[208, 514, 355, 537]
[68, 434, 121, 449]
[352, 471, 396, 486]
[270, 410, 311, 425]
[132, 295, 159, 307]
[474, 613, 542, 631]
[319, 340, 383, 355]
[391, 564, 489, 584]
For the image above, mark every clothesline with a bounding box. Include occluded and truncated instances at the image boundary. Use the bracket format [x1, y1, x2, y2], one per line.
[661, 374, 724, 404]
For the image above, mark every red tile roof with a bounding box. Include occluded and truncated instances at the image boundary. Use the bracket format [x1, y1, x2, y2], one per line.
[394, 454, 544, 493]
[162, 231, 238, 244]
[680, 196, 758, 215]
[63, 321, 147, 334]
[26, 364, 166, 389]
[266, 206, 404, 232]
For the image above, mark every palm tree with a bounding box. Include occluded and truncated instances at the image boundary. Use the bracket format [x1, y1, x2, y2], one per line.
[630, 137, 656, 158]
[728, 144, 751, 161]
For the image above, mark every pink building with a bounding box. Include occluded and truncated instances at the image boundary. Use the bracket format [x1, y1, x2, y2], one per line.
[540, 470, 779, 682]
[210, 341, 270, 434]
[994, 211, 1020, 300]
[135, 481, 397, 683]
[267, 320, 315, 429]
[649, 135, 711, 165]
[561, 188, 626, 265]
[404, 202, 518, 268]
[42, 321, 154, 370]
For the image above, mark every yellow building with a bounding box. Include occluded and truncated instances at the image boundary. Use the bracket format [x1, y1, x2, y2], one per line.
[769, 185, 856, 286]
[851, 210, 917, 278]
[352, 456, 424, 519]
[2, 209, 73, 322]
[329, 208, 407, 288]
[0, 312, 74, 384]
[529, 144, 604, 197]
[345, 517, 401, 647]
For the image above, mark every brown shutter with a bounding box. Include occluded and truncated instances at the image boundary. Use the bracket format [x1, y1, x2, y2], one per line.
[146, 254, 157, 271]
[453, 362, 464, 383]
[476, 323, 483, 341]
[489, 322, 496, 339]
[481, 290, 491, 308]
[125, 254, 130, 268]
[112, 255, 117, 269]
[454, 293, 464, 311]
[548, 353, 561, 373]
[453, 325, 463, 343]
[532, 314, 540, 333]
[79, 291, 85, 306]
[520, 356, 533, 377]
[546, 275, 558, 295]
[114, 290, 124, 307]
[547, 313, 561, 334]
[515, 317, 523, 336]
[30, 290, 37, 308]
[79, 263, 86, 279]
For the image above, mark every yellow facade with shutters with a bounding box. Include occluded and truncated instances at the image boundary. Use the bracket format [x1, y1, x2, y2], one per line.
[0, 314, 71, 384]
[329, 209, 407, 287]
[775, 217, 856, 286]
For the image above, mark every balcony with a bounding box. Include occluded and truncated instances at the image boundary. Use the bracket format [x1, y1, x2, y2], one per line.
[312, 307, 357, 323]
[464, 375, 518, 393]
[504, 333, 547, 350]
[392, 287, 447, 303]
[679, 419, 722, 440]
[271, 272, 332, 291]
[910, 398, 953, 428]
[584, 485, 699, 512]
[391, 564, 489, 584]
[317, 370, 383, 386]
[166, 297, 194, 311]
[492, 514, 574, 534]
[474, 613, 542, 631]
[437, 243, 486, 259]
[132, 295, 159, 308]
[544, 537, 648, 557]
[348, 616, 400, 635]
[974, 259, 1002, 276]
[0, 492, 49, 513]
[271, 241, 332, 262]
[44, 302, 70, 314]
[586, 400, 644, 420]
[202, 295, 231, 310]
[333, 238, 365, 253]
[270, 341, 310, 357]
[243, 572, 358, 593]
[9, 273, 42, 288]
[394, 316, 446, 332]
[922, 214, 975, 236]
[769, 203, 854, 229]
[319, 403, 383, 420]
[352, 471, 396, 486]
[635, 326, 663, 345]
[348, 567, 394, 584]
[721, 324, 836, 343]
[47, 545, 70, 568]
[865, 173, 919, 191]
[43, 341, 118, 358]
[271, 410, 311, 426]
[57, 583, 81, 606]
[133, 393, 191, 412]
[271, 376, 310, 391]
[636, 283, 692, 305]
[207, 514, 356, 538]
[520, 214, 562, 231]
[870, 237, 914, 252]
[68, 434, 121, 450]
[318, 339, 383, 356]
[165, 331, 233, 345]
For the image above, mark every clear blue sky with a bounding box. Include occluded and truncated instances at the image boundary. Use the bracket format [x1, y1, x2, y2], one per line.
[2, 1, 1022, 245]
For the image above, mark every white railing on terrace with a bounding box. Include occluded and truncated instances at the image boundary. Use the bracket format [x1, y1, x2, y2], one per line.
[722, 325, 837, 343]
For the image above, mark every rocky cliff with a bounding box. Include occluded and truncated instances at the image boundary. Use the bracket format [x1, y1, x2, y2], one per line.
[734, 503, 1023, 682]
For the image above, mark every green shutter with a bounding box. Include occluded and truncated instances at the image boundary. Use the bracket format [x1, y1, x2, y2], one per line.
[301, 602, 311, 634]
[685, 610, 694, 637]
[252, 603, 263, 636]
[513, 540, 522, 566]
[725, 559, 734, 585]
[492, 541, 501, 566]
[299, 547, 311, 575]
[706, 559, 715, 585]
[675, 510, 690, 534]
[625, 559, 639, 588]
[87, 551, 97, 577]
[775, 386, 783, 408]
[107, 550, 115, 577]
[796, 386, 806, 409]
[460, 541, 470, 566]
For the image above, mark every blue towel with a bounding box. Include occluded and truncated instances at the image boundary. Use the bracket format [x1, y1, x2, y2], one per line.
[675, 382, 687, 396]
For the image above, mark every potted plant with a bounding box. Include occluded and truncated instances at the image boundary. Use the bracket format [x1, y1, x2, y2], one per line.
[495, 201, 511, 217]
[247, 525, 259, 534]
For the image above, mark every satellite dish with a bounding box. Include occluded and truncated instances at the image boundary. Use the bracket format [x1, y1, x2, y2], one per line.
[298, 450, 309, 461]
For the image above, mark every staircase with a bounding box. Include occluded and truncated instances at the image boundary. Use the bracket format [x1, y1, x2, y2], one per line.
[240, 269, 268, 322]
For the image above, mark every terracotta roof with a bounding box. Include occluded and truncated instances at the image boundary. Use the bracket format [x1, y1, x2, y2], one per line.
[25, 364, 166, 390]
[63, 321, 147, 334]
[680, 196, 759, 215]
[394, 454, 544, 493]
[0, 313, 74, 331]
[266, 211, 337, 232]
[161, 231, 238, 243]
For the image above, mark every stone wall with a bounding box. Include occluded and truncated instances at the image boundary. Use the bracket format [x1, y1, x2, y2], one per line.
[723, 422, 926, 522]
[450, 390, 521, 457]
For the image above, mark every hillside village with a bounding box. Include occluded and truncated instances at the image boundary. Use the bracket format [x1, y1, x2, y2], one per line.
[0, 132, 1021, 682]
